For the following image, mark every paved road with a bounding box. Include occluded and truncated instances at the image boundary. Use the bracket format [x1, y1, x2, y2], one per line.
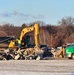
[0, 59, 74, 75]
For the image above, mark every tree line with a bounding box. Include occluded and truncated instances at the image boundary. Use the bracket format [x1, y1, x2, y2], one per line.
[0, 16, 74, 48]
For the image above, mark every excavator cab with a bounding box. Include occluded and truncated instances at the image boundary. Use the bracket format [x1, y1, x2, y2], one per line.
[21, 35, 32, 48]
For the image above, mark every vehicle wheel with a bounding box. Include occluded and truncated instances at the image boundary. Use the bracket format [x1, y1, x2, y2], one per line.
[68, 57, 72, 59]
[72, 54, 74, 59]
[67, 54, 72, 59]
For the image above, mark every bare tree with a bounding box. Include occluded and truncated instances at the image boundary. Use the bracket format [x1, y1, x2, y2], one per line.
[58, 16, 74, 44]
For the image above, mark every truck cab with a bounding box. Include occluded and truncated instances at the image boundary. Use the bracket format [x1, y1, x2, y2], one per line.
[65, 44, 74, 59]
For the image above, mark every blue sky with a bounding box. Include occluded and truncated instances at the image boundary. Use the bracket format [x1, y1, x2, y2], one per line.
[0, 0, 74, 26]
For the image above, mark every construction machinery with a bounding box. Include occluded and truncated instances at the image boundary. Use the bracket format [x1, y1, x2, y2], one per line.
[51, 47, 65, 58]
[0, 23, 47, 60]
[51, 44, 74, 59]
[9, 23, 39, 48]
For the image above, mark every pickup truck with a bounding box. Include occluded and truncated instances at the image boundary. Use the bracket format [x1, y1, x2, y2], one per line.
[65, 45, 74, 59]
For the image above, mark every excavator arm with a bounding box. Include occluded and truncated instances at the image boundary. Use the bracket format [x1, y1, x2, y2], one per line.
[20, 23, 39, 47]
[34, 23, 39, 47]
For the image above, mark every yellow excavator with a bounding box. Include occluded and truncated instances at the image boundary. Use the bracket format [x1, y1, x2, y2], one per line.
[4, 23, 45, 60]
[8, 23, 39, 48]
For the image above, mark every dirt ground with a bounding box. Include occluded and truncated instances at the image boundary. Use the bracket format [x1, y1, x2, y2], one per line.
[0, 59, 74, 75]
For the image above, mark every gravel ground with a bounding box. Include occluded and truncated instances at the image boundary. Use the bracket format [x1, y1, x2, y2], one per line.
[0, 59, 74, 75]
